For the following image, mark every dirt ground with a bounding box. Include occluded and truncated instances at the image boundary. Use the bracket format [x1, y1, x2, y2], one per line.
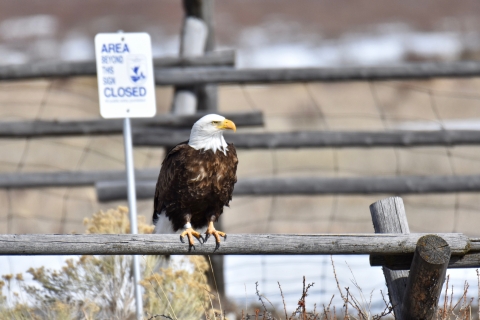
[1, 77, 479, 237]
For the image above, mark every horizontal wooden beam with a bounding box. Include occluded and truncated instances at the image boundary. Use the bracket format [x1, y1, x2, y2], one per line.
[3, 170, 480, 197]
[153, 61, 480, 86]
[0, 233, 472, 256]
[370, 252, 480, 270]
[0, 169, 158, 188]
[133, 129, 480, 148]
[96, 174, 480, 202]
[0, 50, 235, 81]
[0, 111, 263, 138]
[2, 60, 480, 85]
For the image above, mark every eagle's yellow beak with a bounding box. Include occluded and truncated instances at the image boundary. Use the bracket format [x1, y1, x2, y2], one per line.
[219, 119, 236, 132]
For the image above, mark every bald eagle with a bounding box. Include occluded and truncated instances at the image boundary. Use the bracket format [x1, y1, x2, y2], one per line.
[153, 114, 238, 250]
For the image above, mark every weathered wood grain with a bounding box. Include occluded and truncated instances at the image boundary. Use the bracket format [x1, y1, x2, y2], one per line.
[133, 129, 480, 148]
[402, 235, 451, 319]
[0, 111, 262, 138]
[370, 197, 410, 320]
[95, 174, 480, 202]
[0, 51, 235, 81]
[0, 233, 471, 256]
[153, 61, 480, 86]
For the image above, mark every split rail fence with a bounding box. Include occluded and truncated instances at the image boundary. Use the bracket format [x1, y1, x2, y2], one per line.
[2, 1, 480, 317]
[4, 60, 480, 198]
[2, 52, 480, 320]
[0, 197, 479, 319]
[2, 44, 480, 320]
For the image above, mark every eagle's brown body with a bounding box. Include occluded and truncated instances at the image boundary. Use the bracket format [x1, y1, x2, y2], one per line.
[153, 141, 238, 231]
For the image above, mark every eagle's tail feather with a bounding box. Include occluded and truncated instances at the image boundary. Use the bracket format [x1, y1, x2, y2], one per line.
[153, 209, 175, 234]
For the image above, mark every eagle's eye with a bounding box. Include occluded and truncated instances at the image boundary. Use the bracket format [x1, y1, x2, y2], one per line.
[212, 121, 220, 125]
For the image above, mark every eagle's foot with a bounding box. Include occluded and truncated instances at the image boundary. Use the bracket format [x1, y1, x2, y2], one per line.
[180, 228, 204, 250]
[204, 223, 227, 251]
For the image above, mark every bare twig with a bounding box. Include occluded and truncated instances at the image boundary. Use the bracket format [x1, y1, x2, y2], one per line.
[372, 290, 394, 320]
[290, 276, 314, 319]
[278, 282, 289, 320]
[208, 256, 223, 319]
[330, 256, 346, 302]
[255, 282, 269, 318]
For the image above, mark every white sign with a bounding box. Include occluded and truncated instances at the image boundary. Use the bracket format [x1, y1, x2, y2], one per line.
[95, 33, 156, 118]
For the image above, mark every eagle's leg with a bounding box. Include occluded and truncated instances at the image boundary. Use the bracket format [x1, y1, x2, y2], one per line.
[179, 220, 204, 250]
[204, 220, 227, 250]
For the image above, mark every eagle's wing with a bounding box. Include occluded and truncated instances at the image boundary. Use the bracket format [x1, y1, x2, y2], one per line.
[152, 142, 189, 224]
[223, 143, 238, 206]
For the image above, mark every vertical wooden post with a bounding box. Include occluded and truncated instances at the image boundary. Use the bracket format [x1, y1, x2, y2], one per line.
[182, 0, 218, 112]
[402, 234, 451, 319]
[171, 16, 208, 115]
[369, 197, 410, 320]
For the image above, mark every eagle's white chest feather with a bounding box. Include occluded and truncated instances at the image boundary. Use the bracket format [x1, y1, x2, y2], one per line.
[188, 130, 228, 155]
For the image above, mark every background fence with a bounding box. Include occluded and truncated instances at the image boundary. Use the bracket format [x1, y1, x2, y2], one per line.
[2, 75, 480, 235]
[1, 74, 480, 313]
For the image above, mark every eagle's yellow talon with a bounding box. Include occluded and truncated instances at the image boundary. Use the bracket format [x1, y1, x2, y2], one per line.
[205, 221, 227, 249]
[180, 228, 203, 246]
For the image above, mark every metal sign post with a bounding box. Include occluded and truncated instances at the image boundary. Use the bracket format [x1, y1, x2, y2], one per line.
[123, 117, 142, 319]
[95, 32, 157, 320]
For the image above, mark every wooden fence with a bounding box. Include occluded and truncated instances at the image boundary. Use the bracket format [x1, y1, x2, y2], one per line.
[3, 60, 480, 84]
[1, 197, 478, 319]
[1, 3, 480, 317]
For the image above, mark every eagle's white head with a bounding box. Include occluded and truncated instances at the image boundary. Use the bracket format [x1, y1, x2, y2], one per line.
[188, 114, 236, 155]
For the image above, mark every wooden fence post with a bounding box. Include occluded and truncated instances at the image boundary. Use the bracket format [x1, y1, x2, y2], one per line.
[402, 234, 451, 319]
[172, 0, 218, 114]
[370, 197, 410, 320]
[171, 16, 208, 114]
[183, 0, 218, 112]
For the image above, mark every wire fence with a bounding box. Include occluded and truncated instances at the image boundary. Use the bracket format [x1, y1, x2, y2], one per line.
[1, 75, 480, 312]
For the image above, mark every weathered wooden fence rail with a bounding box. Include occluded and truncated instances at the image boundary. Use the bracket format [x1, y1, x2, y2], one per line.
[2, 171, 480, 195]
[96, 174, 480, 201]
[133, 129, 480, 148]
[0, 50, 235, 81]
[0, 233, 476, 256]
[0, 111, 263, 138]
[0, 169, 157, 188]
[153, 61, 480, 85]
[3, 60, 480, 84]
